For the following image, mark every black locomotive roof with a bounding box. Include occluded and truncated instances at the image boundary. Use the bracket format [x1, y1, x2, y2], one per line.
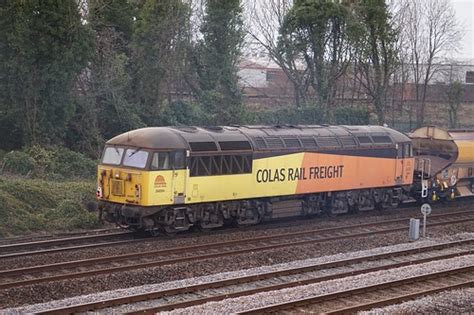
[106, 125, 411, 151]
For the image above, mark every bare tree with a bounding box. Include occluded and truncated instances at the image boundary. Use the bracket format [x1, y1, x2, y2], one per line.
[244, 0, 311, 107]
[400, 0, 462, 127]
[439, 61, 466, 129]
[388, 0, 414, 129]
[353, 0, 398, 125]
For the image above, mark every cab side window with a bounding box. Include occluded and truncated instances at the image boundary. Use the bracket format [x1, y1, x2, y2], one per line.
[172, 151, 186, 169]
[397, 145, 403, 158]
[151, 151, 186, 170]
[401, 143, 413, 158]
[151, 152, 170, 170]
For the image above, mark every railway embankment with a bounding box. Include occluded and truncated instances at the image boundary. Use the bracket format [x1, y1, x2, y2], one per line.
[0, 146, 100, 237]
[0, 177, 99, 237]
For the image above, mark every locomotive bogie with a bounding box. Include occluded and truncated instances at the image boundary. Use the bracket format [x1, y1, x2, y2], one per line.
[99, 186, 408, 233]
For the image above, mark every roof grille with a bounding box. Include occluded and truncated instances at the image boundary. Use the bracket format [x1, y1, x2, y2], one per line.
[357, 136, 372, 144]
[300, 137, 318, 148]
[340, 136, 357, 147]
[372, 135, 392, 144]
[219, 141, 252, 151]
[316, 137, 340, 147]
[189, 141, 218, 152]
[283, 137, 301, 148]
[253, 137, 267, 149]
[265, 137, 284, 148]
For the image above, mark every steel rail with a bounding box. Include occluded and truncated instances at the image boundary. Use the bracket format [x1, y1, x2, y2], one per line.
[35, 239, 474, 314]
[0, 231, 134, 253]
[1, 215, 473, 290]
[239, 265, 474, 314]
[0, 212, 472, 282]
[1, 209, 472, 260]
[0, 227, 122, 245]
[324, 281, 474, 314]
[0, 239, 142, 260]
[3, 208, 473, 269]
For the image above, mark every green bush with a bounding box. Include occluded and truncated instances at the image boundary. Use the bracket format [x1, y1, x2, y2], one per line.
[245, 106, 326, 125]
[52, 147, 96, 178]
[44, 200, 101, 230]
[161, 100, 209, 126]
[334, 106, 370, 125]
[1, 146, 96, 179]
[0, 178, 101, 237]
[25, 145, 55, 176]
[1, 151, 37, 176]
[244, 105, 370, 126]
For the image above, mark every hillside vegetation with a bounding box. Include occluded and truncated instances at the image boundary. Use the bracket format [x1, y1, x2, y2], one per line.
[0, 148, 100, 237]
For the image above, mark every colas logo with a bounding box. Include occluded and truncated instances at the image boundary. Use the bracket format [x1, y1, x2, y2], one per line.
[154, 175, 167, 188]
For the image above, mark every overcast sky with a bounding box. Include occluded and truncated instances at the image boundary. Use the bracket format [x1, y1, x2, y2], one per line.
[451, 0, 474, 60]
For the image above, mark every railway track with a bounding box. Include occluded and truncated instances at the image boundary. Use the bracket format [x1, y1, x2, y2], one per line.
[241, 265, 474, 314]
[1, 210, 473, 291]
[1, 206, 472, 261]
[34, 238, 474, 314]
[0, 230, 137, 258]
[0, 227, 122, 245]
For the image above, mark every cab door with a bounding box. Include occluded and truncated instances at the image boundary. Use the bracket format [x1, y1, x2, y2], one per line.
[170, 151, 187, 205]
[395, 144, 403, 183]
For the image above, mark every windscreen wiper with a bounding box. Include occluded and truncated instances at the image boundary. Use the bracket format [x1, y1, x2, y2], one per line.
[128, 147, 142, 157]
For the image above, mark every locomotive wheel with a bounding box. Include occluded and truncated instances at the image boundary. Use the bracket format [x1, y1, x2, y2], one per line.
[235, 208, 261, 226]
[196, 213, 224, 231]
[160, 225, 178, 236]
[148, 228, 161, 237]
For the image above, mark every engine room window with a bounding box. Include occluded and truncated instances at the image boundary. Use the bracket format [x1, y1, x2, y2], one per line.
[190, 154, 252, 176]
[123, 149, 149, 168]
[102, 147, 124, 165]
[357, 136, 372, 144]
[151, 152, 170, 170]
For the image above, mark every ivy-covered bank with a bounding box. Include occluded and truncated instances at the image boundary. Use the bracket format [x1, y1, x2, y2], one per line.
[0, 178, 99, 237]
[0, 147, 100, 237]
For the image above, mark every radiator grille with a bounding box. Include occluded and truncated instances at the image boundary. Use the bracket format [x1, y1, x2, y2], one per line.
[111, 179, 124, 196]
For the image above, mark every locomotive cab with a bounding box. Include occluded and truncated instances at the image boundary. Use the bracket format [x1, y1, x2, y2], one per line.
[97, 146, 188, 206]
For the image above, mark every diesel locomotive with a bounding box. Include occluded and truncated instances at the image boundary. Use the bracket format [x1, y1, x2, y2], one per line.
[96, 125, 473, 234]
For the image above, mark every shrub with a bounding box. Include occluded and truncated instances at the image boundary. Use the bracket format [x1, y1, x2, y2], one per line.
[25, 145, 55, 176]
[1, 146, 96, 179]
[246, 106, 326, 125]
[0, 178, 101, 236]
[161, 100, 209, 126]
[334, 106, 370, 125]
[1, 151, 37, 176]
[52, 147, 96, 178]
